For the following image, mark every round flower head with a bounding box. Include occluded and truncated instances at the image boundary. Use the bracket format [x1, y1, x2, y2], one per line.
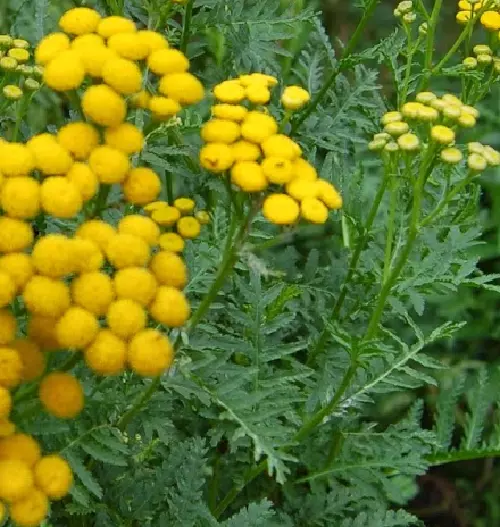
[114, 267, 157, 306]
[102, 58, 142, 95]
[0, 217, 33, 253]
[431, 125, 455, 145]
[0, 433, 41, 467]
[158, 72, 204, 105]
[384, 142, 399, 153]
[12, 339, 45, 382]
[118, 215, 160, 246]
[0, 142, 35, 177]
[0, 272, 16, 308]
[82, 84, 126, 127]
[43, 50, 85, 91]
[441, 147, 463, 164]
[401, 102, 424, 119]
[0, 347, 22, 388]
[0, 177, 40, 219]
[3, 85, 23, 100]
[468, 153, 487, 171]
[177, 217, 202, 239]
[316, 180, 342, 209]
[381, 111, 403, 125]
[41, 177, 83, 218]
[159, 233, 185, 253]
[415, 91, 436, 104]
[7, 48, 29, 63]
[262, 134, 301, 160]
[231, 140, 261, 162]
[193, 212, 208, 225]
[214, 80, 246, 103]
[78, 45, 118, 78]
[35, 32, 70, 64]
[482, 146, 500, 167]
[368, 139, 386, 152]
[481, 11, 500, 31]
[241, 112, 278, 144]
[31, 234, 75, 278]
[34, 455, 73, 500]
[39, 372, 84, 419]
[148, 48, 189, 75]
[123, 167, 161, 205]
[174, 197, 195, 215]
[85, 329, 127, 375]
[468, 142, 485, 155]
[24, 79, 41, 92]
[59, 7, 101, 34]
[137, 30, 168, 52]
[246, 84, 271, 105]
[0, 386, 11, 419]
[105, 233, 150, 269]
[384, 121, 409, 136]
[201, 119, 241, 144]
[231, 161, 268, 192]
[67, 163, 99, 201]
[149, 96, 182, 119]
[442, 94, 462, 107]
[56, 307, 99, 350]
[98, 16, 136, 38]
[281, 85, 310, 110]
[0, 310, 15, 346]
[76, 219, 116, 251]
[287, 179, 319, 201]
[301, 197, 328, 224]
[262, 157, 294, 184]
[0, 57, 17, 71]
[263, 194, 300, 225]
[0, 420, 15, 438]
[442, 105, 462, 120]
[474, 43, 492, 55]
[461, 105, 480, 118]
[72, 272, 114, 316]
[71, 238, 104, 274]
[127, 329, 174, 377]
[106, 300, 146, 339]
[200, 143, 234, 172]
[107, 32, 149, 61]
[10, 487, 49, 525]
[151, 251, 187, 289]
[27, 315, 59, 351]
[458, 113, 476, 128]
[150, 286, 190, 327]
[105, 123, 144, 155]
[23, 276, 70, 318]
[144, 201, 169, 213]
[89, 146, 130, 184]
[152, 206, 181, 227]
[212, 104, 248, 122]
[71, 33, 105, 50]
[292, 158, 318, 181]
[463, 57, 477, 69]
[0, 459, 34, 501]
[418, 105, 439, 122]
[26, 133, 73, 175]
[397, 133, 420, 151]
[131, 90, 151, 109]
[57, 122, 99, 160]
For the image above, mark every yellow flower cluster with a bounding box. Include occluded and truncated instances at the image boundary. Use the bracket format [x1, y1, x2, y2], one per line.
[462, 43, 500, 72]
[35, 7, 203, 120]
[456, 0, 500, 30]
[394, 1, 417, 24]
[0, 34, 41, 100]
[199, 74, 342, 225]
[144, 197, 210, 251]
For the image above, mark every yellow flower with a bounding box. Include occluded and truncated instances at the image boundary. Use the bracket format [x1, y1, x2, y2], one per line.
[24, 78, 41, 92]
[137, 30, 168, 53]
[43, 50, 85, 91]
[7, 48, 29, 63]
[11, 339, 45, 382]
[458, 113, 476, 128]
[287, 179, 319, 201]
[150, 286, 190, 327]
[0, 57, 17, 71]
[0, 386, 11, 419]
[231, 140, 261, 162]
[26, 133, 73, 175]
[72, 272, 115, 316]
[481, 11, 500, 31]
[174, 197, 196, 215]
[27, 315, 59, 351]
[281, 85, 311, 110]
[482, 146, 500, 166]
[123, 167, 161, 205]
[41, 177, 83, 218]
[67, 163, 99, 201]
[0, 142, 35, 177]
[102, 57, 142, 95]
[241, 111, 278, 144]
[384, 141, 399, 153]
[262, 157, 294, 184]
[159, 233, 185, 253]
[34, 455, 73, 500]
[292, 158, 318, 181]
[118, 215, 160, 246]
[71, 238, 104, 274]
[71, 33, 105, 50]
[158, 72, 204, 105]
[105, 123, 144, 155]
[127, 329, 174, 377]
[239, 73, 278, 87]
[383, 121, 409, 136]
[177, 216, 202, 239]
[39, 372, 84, 419]
[401, 102, 425, 119]
[456, 11, 471, 24]
[10, 488, 49, 526]
[381, 111, 403, 125]
[35, 32, 70, 64]
[0, 310, 15, 345]
[131, 90, 151, 109]
[97, 16, 137, 38]
[106, 300, 146, 339]
[262, 193, 299, 225]
[468, 153, 487, 171]
[397, 132, 420, 151]
[107, 32, 149, 61]
[0, 433, 41, 467]
[262, 134, 301, 160]
[57, 121, 99, 160]
[316, 180, 342, 209]
[417, 105, 439, 121]
[231, 161, 268, 192]
[301, 197, 328, 224]
[200, 143, 234, 172]
[149, 96, 182, 119]
[442, 93, 462, 106]
[31, 234, 75, 278]
[148, 48, 189, 75]
[0, 347, 22, 388]
[473, 43, 492, 55]
[114, 267, 157, 306]
[59, 7, 101, 34]
[461, 105, 480, 118]
[0, 177, 40, 219]
[0, 35, 12, 47]
[23, 276, 70, 318]
[82, 84, 126, 127]
[0, 217, 33, 252]
[152, 206, 181, 226]
[0, 272, 16, 308]
[440, 147, 463, 164]
[0, 459, 34, 502]
[458, 0, 482, 10]
[56, 307, 99, 350]
[89, 146, 130, 184]
[442, 104, 462, 119]
[246, 84, 271, 105]
[212, 104, 248, 122]
[214, 80, 246, 103]
[77, 45, 118, 78]
[2, 85, 23, 100]
[85, 329, 127, 375]
[144, 201, 169, 212]
[415, 91, 436, 104]
[202, 119, 240, 144]
[0, 419, 15, 437]
[151, 251, 188, 289]
[75, 219, 116, 251]
[105, 233, 150, 269]
[431, 125, 455, 145]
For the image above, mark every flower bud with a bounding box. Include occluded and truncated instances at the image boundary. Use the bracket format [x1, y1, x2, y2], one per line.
[468, 153, 487, 172]
[2, 85, 23, 100]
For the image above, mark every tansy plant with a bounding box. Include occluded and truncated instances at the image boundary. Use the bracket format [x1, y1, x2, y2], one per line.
[0, 1, 499, 526]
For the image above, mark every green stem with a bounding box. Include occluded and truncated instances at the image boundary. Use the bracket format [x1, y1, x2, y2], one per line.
[180, 0, 194, 54]
[117, 377, 161, 432]
[382, 173, 398, 284]
[91, 184, 111, 218]
[11, 94, 30, 141]
[423, 0, 443, 73]
[164, 170, 174, 205]
[290, 0, 380, 134]
[399, 24, 415, 106]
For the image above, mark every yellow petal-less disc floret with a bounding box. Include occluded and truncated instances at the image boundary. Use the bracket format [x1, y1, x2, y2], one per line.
[114, 267, 157, 306]
[201, 119, 241, 144]
[105, 234, 150, 269]
[481, 11, 500, 31]
[85, 329, 127, 375]
[200, 143, 234, 172]
[106, 300, 146, 339]
[3, 85, 23, 100]
[0, 217, 33, 253]
[431, 125, 455, 145]
[231, 140, 261, 162]
[56, 307, 99, 349]
[23, 276, 70, 318]
[127, 329, 174, 376]
[57, 122, 99, 160]
[287, 179, 319, 201]
[150, 286, 190, 327]
[67, 163, 99, 201]
[177, 217, 202, 239]
[0, 253, 33, 289]
[151, 251, 187, 289]
[241, 112, 278, 144]
[118, 215, 160, 246]
[0, 419, 15, 438]
[212, 104, 248, 122]
[148, 48, 189, 75]
[78, 45, 118, 78]
[72, 272, 114, 316]
[76, 219, 116, 251]
[0, 433, 41, 467]
[149, 96, 182, 119]
[10, 488, 49, 526]
[214, 80, 246, 103]
[152, 206, 181, 227]
[71, 33, 105, 50]
[41, 177, 83, 218]
[0, 348, 22, 388]
[97, 16, 136, 38]
[458, 113, 476, 128]
[262, 157, 294, 184]
[159, 233, 185, 253]
[0, 272, 16, 308]
[12, 339, 45, 382]
[31, 234, 75, 278]
[158, 72, 204, 105]
[102, 57, 142, 95]
[281, 85, 311, 110]
[27, 315, 59, 351]
[107, 32, 149, 61]
[34, 455, 73, 500]
[59, 7, 101, 35]
[7, 48, 29, 63]
[468, 153, 487, 171]
[301, 197, 328, 224]
[137, 30, 168, 53]
[39, 372, 84, 419]
[71, 238, 104, 274]
[246, 84, 271, 105]
[0, 142, 35, 177]
[0, 386, 11, 419]
[89, 146, 130, 184]
[43, 50, 85, 91]
[0, 310, 15, 345]
[35, 32, 70, 64]
[292, 158, 318, 181]
[263, 194, 300, 225]
[105, 123, 144, 155]
[0, 459, 34, 501]
[26, 133, 73, 175]
[82, 84, 126, 127]
[231, 161, 268, 192]
[397, 133, 420, 151]
[441, 147, 463, 164]
[131, 90, 151, 109]
[0, 177, 40, 219]
[381, 111, 403, 125]
[174, 197, 195, 215]
[384, 121, 409, 136]
[262, 134, 301, 160]
[316, 180, 342, 209]
[123, 167, 161, 205]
